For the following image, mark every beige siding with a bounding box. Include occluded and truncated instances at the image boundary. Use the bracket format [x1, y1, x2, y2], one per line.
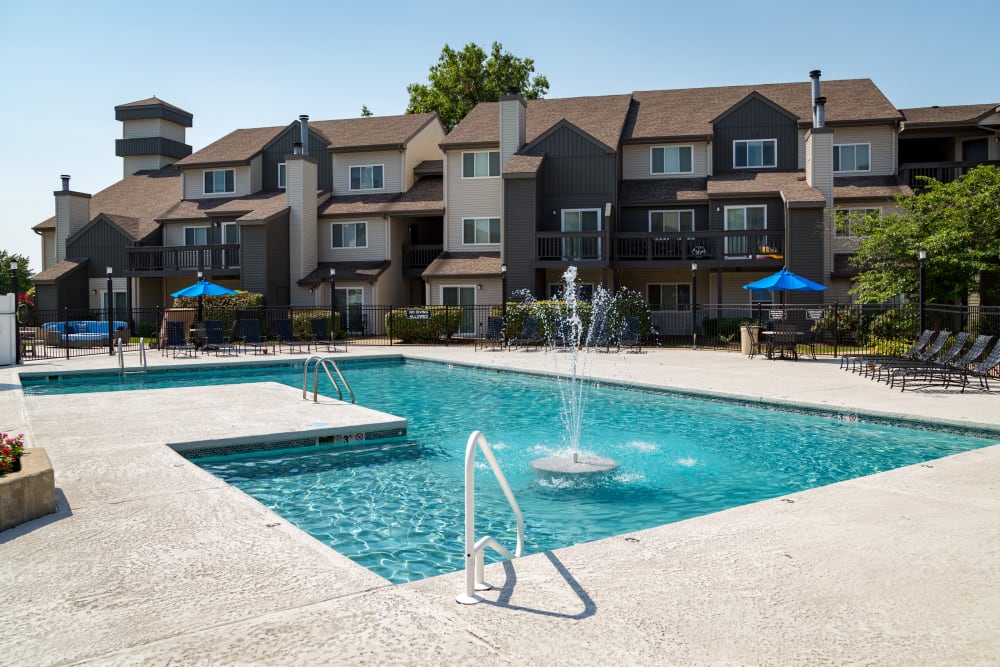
[42, 231, 56, 270]
[332, 149, 403, 195]
[499, 98, 525, 167]
[164, 222, 209, 247]
[832, 125, 896, 175]
[122, 118, 185, 142]
[124, 154, 173, 176]
[426, 280, 499, 307]
[444, 149, 501, 252]
[621, 142, 710, 180]
[798, 129, 807, 169]
[287, 157, 318, 306]
[318, 217, 387, 263]
[402, 121, 445, 191]
[182, 165, 253, 199]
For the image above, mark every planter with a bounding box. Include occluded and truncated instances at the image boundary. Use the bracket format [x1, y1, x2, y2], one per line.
[0, 449, 56, 532]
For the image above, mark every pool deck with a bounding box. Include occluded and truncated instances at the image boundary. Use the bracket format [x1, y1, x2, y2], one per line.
[2, 347, 998, 665]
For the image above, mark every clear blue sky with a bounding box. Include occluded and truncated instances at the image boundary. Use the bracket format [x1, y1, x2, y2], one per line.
[2, 0, 996, 272]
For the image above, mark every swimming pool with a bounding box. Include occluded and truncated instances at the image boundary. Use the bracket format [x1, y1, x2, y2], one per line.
[21, 359, 999, 584]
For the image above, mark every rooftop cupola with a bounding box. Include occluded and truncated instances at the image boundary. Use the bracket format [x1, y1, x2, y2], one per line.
[114, 97, 193, 176]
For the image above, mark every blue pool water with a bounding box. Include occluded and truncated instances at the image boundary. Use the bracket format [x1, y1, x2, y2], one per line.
[22, 359, 998, 584]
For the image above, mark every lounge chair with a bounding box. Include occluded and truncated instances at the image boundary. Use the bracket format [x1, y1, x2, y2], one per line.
[840, 329, 934, 373]
[950, 337, 1000, 392]
[203, 320, 237, 356]
[510, 317, 541, 350]
[273, 318, 311, 354]
[864, 329, 949, 379]
[476, 316, 505, 350]
[310, 317, 346, 353]
[620, 317, 643, 353]
[874, 330, 964, 383]
[236, 318, 271, 355]
[162, 320, 196, 358]
[891, 334, 992, 391]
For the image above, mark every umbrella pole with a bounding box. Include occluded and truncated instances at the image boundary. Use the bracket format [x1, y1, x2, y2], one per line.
[198, 295, 203, 322]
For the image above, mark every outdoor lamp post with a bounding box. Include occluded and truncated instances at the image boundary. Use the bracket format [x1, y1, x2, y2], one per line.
[329, 267, 336, 334]
[500, 263, 507, 340]
[11, 261, 20, 364]
[918, 249, 927, 334]
[196, 271, 204, 321]
[691, 261, 698, 350]
[106, 266, 114, 356]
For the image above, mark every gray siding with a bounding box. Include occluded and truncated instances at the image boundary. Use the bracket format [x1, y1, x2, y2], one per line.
[261, 127, 333, 191]
[239, 211, 289, 305]
[66, 218, 131, 278]
[708, 197, 784, 231]
[784, 205, 826, 304]
[503, 177, 539, 296]
[713, 96, 799, 174]
[620, 205, 709, 233]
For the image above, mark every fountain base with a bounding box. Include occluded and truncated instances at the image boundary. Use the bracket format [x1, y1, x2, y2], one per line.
[531, 452, 619, 475]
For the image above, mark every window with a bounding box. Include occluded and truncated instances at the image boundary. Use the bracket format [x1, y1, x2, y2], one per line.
[562, 209, 602, 260]
[332, 222, 368, 248]
[349, 165, 383, 190]
[649, 210, 695, 233]
[462, 151, 500, 178]
[184, 226, 209, 245]
[724, 205, 767, 257]
[442, 286, 476, 335]
[277, 163, 286, 189]
[833, 144, 871, 172]
[733, 139, 777, 168]
[203, 169, 235, 194]
[651, 146, 693, 174]
[462, 217, 500, 244]
[183, 226, 209, 269]
[648, 283, 691, 311]
[221, 221, 240, 267]
[835, 208, 880, 237]
[334, 287, 365, 335]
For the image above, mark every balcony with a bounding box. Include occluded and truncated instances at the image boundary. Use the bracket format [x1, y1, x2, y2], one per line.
[127, 244, 241, 276]
[536, 231, 607, 267]
[614, 230, 785, 268]
[402, 244, 443, 277]
[898, 160, 999, 189]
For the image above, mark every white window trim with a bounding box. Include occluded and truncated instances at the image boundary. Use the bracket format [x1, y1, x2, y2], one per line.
[461, 216, 501, 246]
[561, 208, 602, 231]
[277, 162, 286, 189]
[648, 282, 693, 311]
[334, 286, 365, 305]
[183, 225, 210, 245]
[833, 143, 872, 173]
[650, 145, 695, 175]
[331, 221, 369, 249]
[733, 139, 777, 169]
[348, 164, 385, 191]
[461, 150, 500, 179]
[202, 168, 236, 195]
[649, 209, 696, 232]
[835, 207, 880, 237]
[723, 205, 768, 259]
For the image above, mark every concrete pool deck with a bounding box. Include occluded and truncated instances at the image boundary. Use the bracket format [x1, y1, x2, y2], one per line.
[1, 347, 998, 665]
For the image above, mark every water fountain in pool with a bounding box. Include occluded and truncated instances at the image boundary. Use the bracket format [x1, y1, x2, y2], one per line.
[530, 266, 620, 476]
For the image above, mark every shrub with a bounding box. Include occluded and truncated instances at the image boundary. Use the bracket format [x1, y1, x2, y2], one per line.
[385, 307, 462, 342]
[868, 308, 918, 341]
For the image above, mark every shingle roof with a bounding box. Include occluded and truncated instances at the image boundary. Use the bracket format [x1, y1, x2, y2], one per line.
[298, 261, 391, 287]
[441, 95, 633, 152]
[318, 176, 443, 217]
[33, 165, 182, 241]
[503, 154, 544, 176]
[310, 113, 438, 151]
[619, 178, 709, 205]
[627, 79, 901, 141]
[422, 251, 501, 278]
[157, 190, 289, 224]
[115, 96, 191, 116]
[833, 176, 911, 201]
[174, 126, 287, 167]
[900, 103, 1000, 127]
[414, 160, 443, 175]
[32, 259, 87, 283]
[707, 172, 827, 204]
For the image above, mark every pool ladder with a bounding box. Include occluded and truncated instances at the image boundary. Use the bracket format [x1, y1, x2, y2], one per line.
[117, 338, 148, 377]
[302, 355, 355, 404]
[456, 430, 525, 605]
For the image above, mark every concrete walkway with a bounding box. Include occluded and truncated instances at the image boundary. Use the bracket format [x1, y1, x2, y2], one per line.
[1, 347, 998, 665]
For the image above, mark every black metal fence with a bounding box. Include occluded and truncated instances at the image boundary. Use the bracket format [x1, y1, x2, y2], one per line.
[15, 302, 1000, 362]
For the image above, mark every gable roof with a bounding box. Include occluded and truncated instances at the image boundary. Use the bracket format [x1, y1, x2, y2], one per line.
[422, 251, 501, 279]
[626, 79, 901, 141]
[174, 126, 287, 168]
[157, 190, 289, 224]
[441, 94, 633, 152]
[900, 103, 1000, 128]
[707, 171, 827, 205]
[310, 113, 439, 152]
[318, 175, 443, 217]
[33, 165, 182, 241]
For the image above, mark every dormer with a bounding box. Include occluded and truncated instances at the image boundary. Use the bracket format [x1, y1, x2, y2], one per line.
[115, 97, 193, 177]
[712, 92, 799, 174]
[173, 126, 285, 199]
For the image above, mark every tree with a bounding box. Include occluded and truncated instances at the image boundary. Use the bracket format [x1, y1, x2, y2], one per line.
[406, 41, 549, 132]
[849, 165, 1000, 304]
[0, 251, 31, 295]
[360, 105, 373, 118]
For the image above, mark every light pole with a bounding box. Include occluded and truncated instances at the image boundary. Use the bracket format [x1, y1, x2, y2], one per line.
[106, 266, 114, 355]
[691, 261, 698, 350]
[500, 263, 507, 343]
[329, 267, 336, 335]
[196, 270, 204, 322]
[11, 261, 20, 365]
[918, 249, 927, 334]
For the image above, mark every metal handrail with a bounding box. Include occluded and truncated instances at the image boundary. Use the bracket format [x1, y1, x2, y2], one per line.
[456, 430, 525, 605]
[302, 355, 355, 404]
[118, 338, 148, 376]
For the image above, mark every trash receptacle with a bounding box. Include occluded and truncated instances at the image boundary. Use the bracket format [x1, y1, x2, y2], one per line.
[740, 325, 760, 356]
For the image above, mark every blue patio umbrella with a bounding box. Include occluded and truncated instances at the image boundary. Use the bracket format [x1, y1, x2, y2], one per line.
[171, 279, 237, 320]
[742, 268, 827, 293]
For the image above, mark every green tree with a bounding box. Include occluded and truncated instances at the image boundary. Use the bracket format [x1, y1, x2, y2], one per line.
[0, 251, 31, 295]
[406, 41, 549, 132]
[360, 105, 373, 117]
[849, 165, 1000, 304]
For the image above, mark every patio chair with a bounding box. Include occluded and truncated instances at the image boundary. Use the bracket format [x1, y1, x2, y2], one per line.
[310, 317, 346, 353]
[873, 330, 963, 383]
[162, 320, 196, 358]
[236, 318, 271, 355]
[863, 329, 948, 379]
[764, 322, 798, 360]
[203, 320, 237, 356]
[950, 337, 1000, 392]
[273, 318, 311, 354]
[743, 323, 760, 359]
[510, 317, 542, 351]
[891, 334, 992, 391]
[840, 329, 934, 373]
[476, 316, 505, 351]
[621, 317, 643, 353]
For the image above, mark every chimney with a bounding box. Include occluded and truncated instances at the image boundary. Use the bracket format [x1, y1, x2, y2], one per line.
[498, 88, 526, 167]
[293, 141, 302, 155]
[809, 69, 822, 127]
[299, 115, 309, 156]
[814, 96, 826, 128]
[53, 175, 92, 262]
[285, 145, 318, 306]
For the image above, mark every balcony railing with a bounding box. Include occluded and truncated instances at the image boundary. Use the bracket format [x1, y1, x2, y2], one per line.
[402, 244, 443, 274]
[898, 160, 999, 189]
[614, 230, 784, 263]
[536, 231, 606, 263]
[128, 244, 241, 274]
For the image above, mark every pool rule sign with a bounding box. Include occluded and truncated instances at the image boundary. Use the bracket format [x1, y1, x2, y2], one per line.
[406, 309, 431, 320]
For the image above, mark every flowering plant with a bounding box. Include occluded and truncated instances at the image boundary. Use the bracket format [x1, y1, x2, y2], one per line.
[0, 432, 25, 474]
